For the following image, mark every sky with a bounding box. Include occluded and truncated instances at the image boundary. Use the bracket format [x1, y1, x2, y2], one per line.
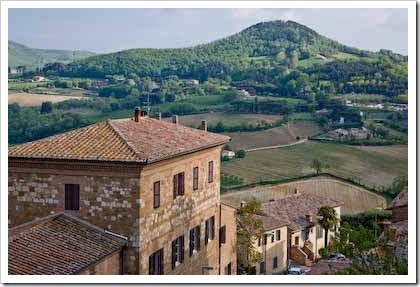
[8, 7, 409, 56]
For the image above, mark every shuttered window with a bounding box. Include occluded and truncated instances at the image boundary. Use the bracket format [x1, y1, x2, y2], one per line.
[153, 181, 160, 209]
[208, 161, 214, 183]
[276, 230, 281, 241]
[172, 235, 184, 269]
[219, 225, 226, 246]
[189, 225, 201, 256]
[65, 184, 80, 210]
[173, 172, 185, 198]
[205, 216, 215, 245]
[149, 248, 164, 275]
[193, 167, 199, 190]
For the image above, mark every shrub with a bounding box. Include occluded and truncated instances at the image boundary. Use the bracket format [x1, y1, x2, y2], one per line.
[236, 150, 246, 158]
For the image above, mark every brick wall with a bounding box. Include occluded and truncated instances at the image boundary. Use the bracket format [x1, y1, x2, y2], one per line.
[392, 206, 408, 222]
[78, 251, 121, 275]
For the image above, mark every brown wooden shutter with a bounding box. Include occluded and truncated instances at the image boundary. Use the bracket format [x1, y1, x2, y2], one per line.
[65, 185, 72, 210]
[149, 253, 153, 274]
[205, 220, 209, 245]
[189, 229, 194, 257]
[173, 175, 178, 198]
[211, 216, 215, 239]
[72, 184, 80, 210]
[180, 236, 184, 263]
[219, 225, 226, 246]
[180, 173, 185, 195]
[172, 240, 176, 269]
[196, 226, 201, 250]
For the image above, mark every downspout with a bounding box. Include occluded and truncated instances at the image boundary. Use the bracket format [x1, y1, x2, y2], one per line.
[218, 203, 222, 275]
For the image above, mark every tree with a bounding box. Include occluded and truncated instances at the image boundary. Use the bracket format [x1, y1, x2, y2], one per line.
[237, 199, 264, 273]
[310, 158, 329, 175]
[317, 206, 339, 249]
[40, 101, 53, 114]
[236, 150, 246, 159]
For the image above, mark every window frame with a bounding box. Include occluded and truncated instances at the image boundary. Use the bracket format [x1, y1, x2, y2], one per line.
[189, 225, 201, 256]
[193, 166, 199, 190]
[173, 172, 185, 198]
[273, 256, 278, 269]
[65, 184, 80, 211]
[172, 235, 185, 269]
[276, 230, 281, 241]
[153, 181, 160, 209]
[149, 248, 164, 275]
[205, 216, 215, 245]
[219, 225, 226, 246]
[208, 161, 214, 183]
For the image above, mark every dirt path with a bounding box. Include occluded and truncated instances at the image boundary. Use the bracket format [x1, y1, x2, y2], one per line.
[245, 138, 308, 152]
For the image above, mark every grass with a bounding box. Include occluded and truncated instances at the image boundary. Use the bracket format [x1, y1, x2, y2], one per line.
[222, 141, 407, 189]
[221, 176, 387, 214]
[225, 120, 321, 150]
[8, 93, 84, 106]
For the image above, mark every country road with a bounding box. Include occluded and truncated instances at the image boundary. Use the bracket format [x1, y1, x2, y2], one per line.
[245, 138, 308, 152]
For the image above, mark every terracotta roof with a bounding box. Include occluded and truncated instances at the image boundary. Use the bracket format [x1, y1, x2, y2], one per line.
[8, 116, 230, 163]
[261, 193, 343, 231]
[387, 187, 408, 210]
[8, 213, 127, 275]
[255, 214, 290, 231]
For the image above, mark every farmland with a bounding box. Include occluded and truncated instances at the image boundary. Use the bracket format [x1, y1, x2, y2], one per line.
[221, 176, 386, 214]
[221, 141, 407, 189]
[8, 92, 83, 106]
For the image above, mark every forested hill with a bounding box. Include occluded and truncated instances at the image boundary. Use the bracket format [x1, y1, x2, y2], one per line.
[8, 41, 95, 72]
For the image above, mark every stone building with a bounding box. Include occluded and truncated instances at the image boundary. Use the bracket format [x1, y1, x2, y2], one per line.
[8, 108, 235, 275]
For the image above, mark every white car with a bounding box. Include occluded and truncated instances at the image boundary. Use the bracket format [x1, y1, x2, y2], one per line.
[287, 267, 308, 275]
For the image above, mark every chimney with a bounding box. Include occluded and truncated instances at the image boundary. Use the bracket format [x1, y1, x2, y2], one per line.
[201, 120, 207, 131]
[172, 115, 178, 124]
[140, 110, 147, 117]
[306, 214, 313, 223]
[157, 112, 162, 120]
[134, 107, 141, 122]
[240, 200, 246, 208]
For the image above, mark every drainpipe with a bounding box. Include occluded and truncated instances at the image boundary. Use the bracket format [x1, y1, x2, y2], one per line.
[218, 203, 222, 275]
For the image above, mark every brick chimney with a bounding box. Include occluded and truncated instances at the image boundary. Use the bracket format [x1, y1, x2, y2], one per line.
[134, 107, 141, 122]
[172, 115, 178, 124]
[201, 120, 207, 131]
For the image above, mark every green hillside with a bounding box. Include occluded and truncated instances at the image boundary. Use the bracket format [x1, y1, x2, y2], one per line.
[8, 41, 95, 71]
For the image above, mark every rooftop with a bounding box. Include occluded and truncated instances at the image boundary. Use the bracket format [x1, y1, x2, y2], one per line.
[387, 186, 408, 210]
[8, 213, 127, 275]
[8, 114, 230, 164]
[261, 193, 343, 231]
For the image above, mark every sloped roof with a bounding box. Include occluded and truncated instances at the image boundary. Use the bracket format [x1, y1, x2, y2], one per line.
[254, 214, 290, 231]
[387, 187, 408, 210]
[261, 193, 343, 231]
[8, 213, 127, 275]
[8, 117, 230, 164]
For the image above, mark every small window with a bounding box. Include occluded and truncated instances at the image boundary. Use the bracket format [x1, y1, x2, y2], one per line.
[263, 234, 267, 245]
[189, 225, 201, 256]
[225, 262, 232, 275]
[205, 216, 215, 245]
[273, 256, 278, 269]
[294, 236, 299, 246]
[260, 262, 265, 274]
[173, 172, 185, 198]
[193, 167, 199, 190]
[149, 248, 164, 275]
[219, 225, 226, 246]
[153, 181, 160, 209]
[316, 224, 324, 239]
[271, 233, 275, 243]
[208, 161, 214, 183]
[276, 230, 281, 241]
[172, 235, 184, 268]
[65, 184, 80, 210]
[258, 237, 261, 247]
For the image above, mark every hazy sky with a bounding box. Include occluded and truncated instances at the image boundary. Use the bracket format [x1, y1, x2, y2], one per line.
[8, 8, 408, 55]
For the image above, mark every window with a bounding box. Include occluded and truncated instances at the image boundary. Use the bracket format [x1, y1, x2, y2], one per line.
[189, 225, 201, 256]
[225, 262, 232, 275]
[205, 216, 215, 244]
[276, 230, 281, 241]
[173, 172, 185, 198]
[271, 233, 275, 243]
[316, 224, 324, 239]
[219, 225, 226, 246]
[294, 236, 299, 246]
[263, 234, 267, 245]
[149, 248, 164, 275]
[153, 181, 160, 209]
[65, 184, 80, 210]
[258, 237, 261, 247]
[172, 235, 184, 268]
[208, 161, 214, 183]
[193, 167, 199, 190]
[260, 262, 265, 274]
[273, 256, 278, 269]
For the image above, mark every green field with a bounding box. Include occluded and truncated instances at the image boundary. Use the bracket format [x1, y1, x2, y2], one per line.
[222, 141, 407, 189]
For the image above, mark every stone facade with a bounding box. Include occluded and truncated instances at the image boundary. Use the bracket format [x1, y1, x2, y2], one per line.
[78, 251, 122, 275]
[220, 204, 237, 275]
[9, 146, 230, 275]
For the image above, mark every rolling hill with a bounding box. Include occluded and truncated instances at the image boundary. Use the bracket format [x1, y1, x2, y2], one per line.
[8, 40, 95, 71]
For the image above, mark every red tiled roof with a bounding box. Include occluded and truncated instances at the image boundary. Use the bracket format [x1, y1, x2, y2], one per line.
[261, 193, 343, 231]
[387, 186, 408, 210]
[8, 213, 126, 275]
[8, 117, 230, 163]
[254, 214, 290, 231]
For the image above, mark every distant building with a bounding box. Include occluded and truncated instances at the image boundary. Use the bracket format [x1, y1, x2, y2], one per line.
[222, 150, 236, 159]
[8, 108, 235, 275]
[32, 76, 46, 82]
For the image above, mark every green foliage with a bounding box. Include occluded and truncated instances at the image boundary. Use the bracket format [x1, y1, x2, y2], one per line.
[318, 247, 329, 259]
[317, 206, 338, 248]
[236, 150, 246, 158]
[220, 173, 244, 190]
[237, 199, 264, 270]
[40, 101, 53, 114]
[310, 158, 329, 175]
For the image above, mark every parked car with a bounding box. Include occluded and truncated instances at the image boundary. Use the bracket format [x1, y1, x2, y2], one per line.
[328, 253, 346, 260]
[287, 267, 308, 275]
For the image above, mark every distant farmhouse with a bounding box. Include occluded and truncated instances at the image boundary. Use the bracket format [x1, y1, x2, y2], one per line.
[8, 108, 236, 275]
